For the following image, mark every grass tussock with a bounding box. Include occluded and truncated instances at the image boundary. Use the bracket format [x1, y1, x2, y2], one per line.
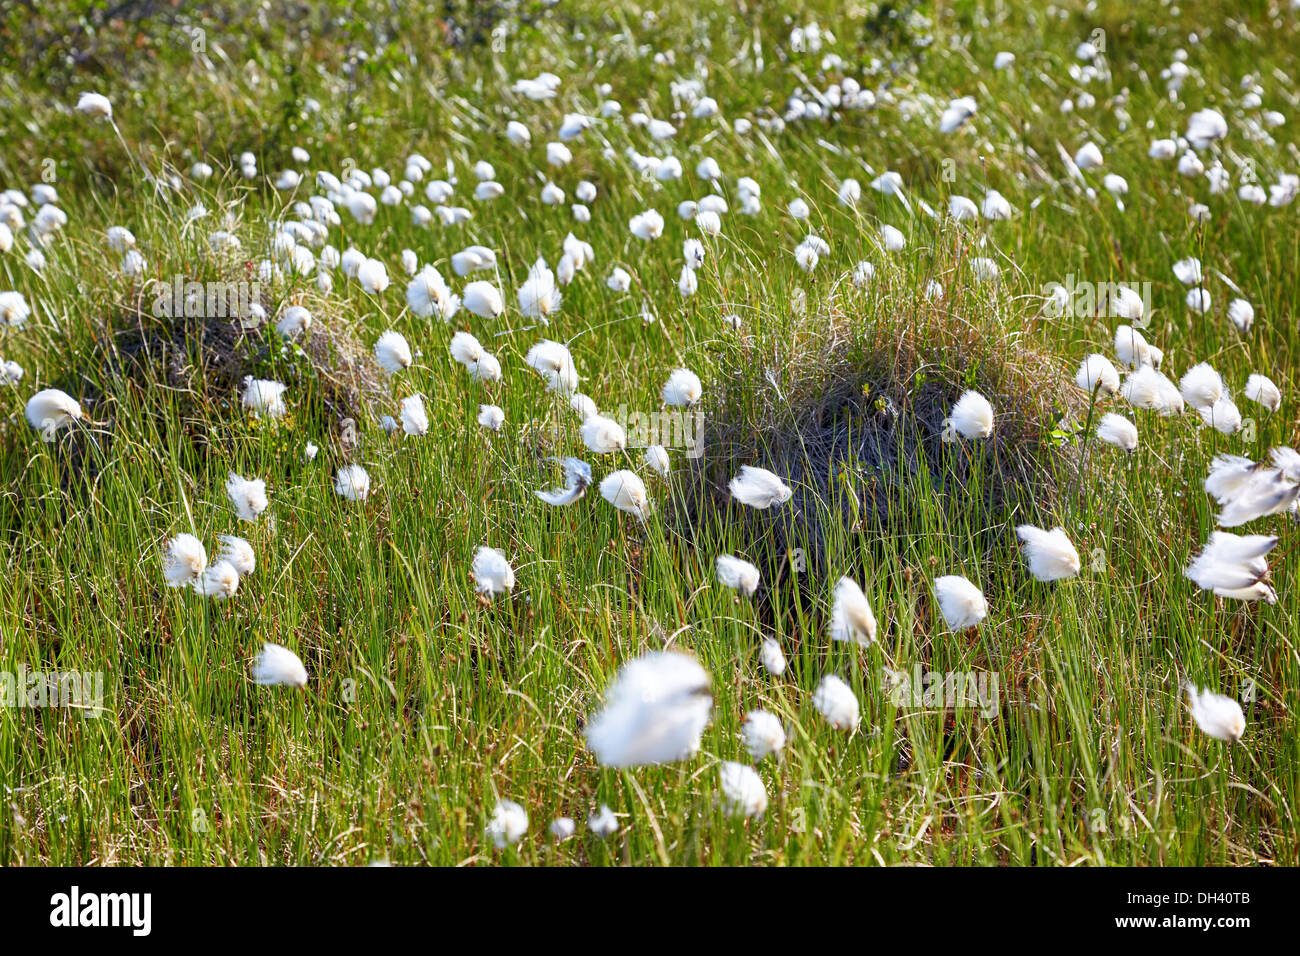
[675, 240, 1084, 608]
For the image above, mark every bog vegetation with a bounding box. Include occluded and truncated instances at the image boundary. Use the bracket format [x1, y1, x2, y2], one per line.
[0, 0, 1297, 865]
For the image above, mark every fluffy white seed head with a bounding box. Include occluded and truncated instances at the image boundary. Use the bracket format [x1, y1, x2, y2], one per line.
[587, 805, 619, 837]
[194, 560, 240, 600]
[163, 533, 208, 588]
[374, 330, 413, 373]
[1179, 362, 1225, 411]
[486, 800, 529, 849]
[334, 464, 371, 502]
[1075, 354, 1120, 395]
[251, 642, 308, 688]
[1244, 374, 1281, 412]
[1096, 413, 1138, 452]
[600, 470, 650, 519]
[1015, 525, 1082, 582]
[525, 340, 579, 394]
[584, 651, 712, 767]
[941, 390, 994, 441]
[760, 638, 787, 676]
[719, 762, 768, 817]
[813, 675, 860, 731]
[217, 535, 255, 576]
[24, 388, 82, 441]
[226, 472, 268, 522]
[715, 554, 760, 596]
[829, 576, 877, 645]
[933, 575, 988, 630]
[1185, 683, 1245, 742]
[241, 377, 288, 419]
[742, 709, 786, 761]
[400, 394, 429, 436]
[472, 546, 515, 596]
[662, 368, 703, 406]
[728, 466, 792, 509]
[580, 415, 627, 454]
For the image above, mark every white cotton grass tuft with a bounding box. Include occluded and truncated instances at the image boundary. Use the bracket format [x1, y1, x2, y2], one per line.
[742, 709, 786, 761]
[813, 675, 859, 731]
[535, 457, 593, 506]
[661, 368, 703, 406]
[226, 472, 268, 521]
[241, 377, 288, 419]
[163, 533, 207, 588]
[334, 464, 371, 502]
[718, 762, 768, 818]
[216, 535, 255, 576]
[580, 415, 626, 454]
[374, 330, 413, 373]
[644, 445, 670, 476]
[1121, 366, 1184, 416]
[25, 388, 82, 441]
[587, 805, 619, 838]
[1185, 683, 1246, 743]
[938, 96, 977, 134]
[828, 576, 876, 645]
[1227, 299, 1254, 333]
[1074, 354, 1120, 396]
[1172, 256, 1203, 286]
[406, 266, 459, 320]
[1244, 374, 1281, 412]
[1014, 525, 1081, 582]
[75, 91, 113, 119]
[1197, 395, 1242, 435]
[525, 340, 579, 394]
[486, 800, 529, 849]
[356, 258, 389, 294]
[1114, 325, 1155, 369]
[1200, 453, 1299, 526]
[0, 291, 31, 328]
[477, 404, 505, 431]
[583, 650, 712, 767]
[549, 817, 576, 841]
[275, 305, 311, 337]
[1201, 452, 1294, 528]
[448, 331, 502, 383]
[399, 395, 429, 436]
[471, 546, 515, 596]
[728, 465, 792, 509]
[760, 638, 787, 676]
[715, 554, 760, 596]
[941, 390, 994, 441]
[933, 575, 988, 630]
[1185, 287, 1212, 315]
[1203, 454, 1259, 503]
[251, 642, 308, 688]
[1185, 108, 1228, 150]
[194, 560, 240, 599]
[1178, 362, 1225, 411]
[600, 470, 650, 520]
[516, 259, 561, 320]
[629, 209, 665, 240]
[1096, 413, 1139, 453]
[1184, 531, 1278, 603]
[452, 245, 497, 276]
